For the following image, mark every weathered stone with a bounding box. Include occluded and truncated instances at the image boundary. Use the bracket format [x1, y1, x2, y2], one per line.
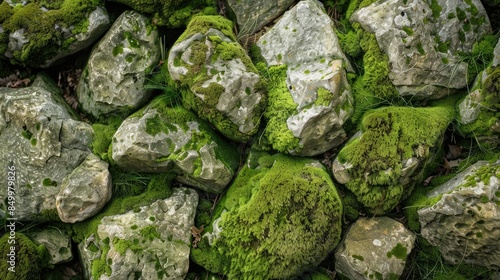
[1, 2, 109, 67]
[168, 15, 266, 142]
[335, 217, 415, 280]
[191, 152, 343, 279]
[418, 160, 500, 269]
[351, 0, 492, 99]
[112, 97, 239, 193]
[28, 228, 73, 265]
[225, 0, 296, 37]
[256, 0, 353, 156]
[77, 10, 160, 119]
[78, 187, 198, 280]
[332, 105, 454, 215]
[56, 153, 112, 223]
[0, 77, 93, 221]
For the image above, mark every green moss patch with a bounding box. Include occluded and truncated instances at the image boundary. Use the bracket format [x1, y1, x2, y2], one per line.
[0, 233, 48, 280]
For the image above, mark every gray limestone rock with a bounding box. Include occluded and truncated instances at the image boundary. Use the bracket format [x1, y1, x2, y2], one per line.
[28, 228, 73, 265]
[335, 217, 416, 280]
[225, 0, 296, 37]
[112, 97, 238, 193]
[256, 0, 353, 156]
[167, 15, 266, 142]
[78, 187, 198, 280]
[0, 77, 93, 221]
[56, 153, 112, 223]
[77, 10, 160, 119]
[351, 0, 492, 99]
[418, 160, 500, 269]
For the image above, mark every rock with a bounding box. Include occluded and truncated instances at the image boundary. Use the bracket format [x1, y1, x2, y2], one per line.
[191, 152, 343, 279]
[332, 105, 454, 215]
[458, 38, 500, 147]
[167, 15, 266, 142]
[78, 187, 198, 280]
[56, 153, 112, 223]
[225, 0, 296, 37]
[351, 0, 492, 99]
[112, 96, 239, 193]
[0, 1, 110, 67]
[418, 160, 500, 269]
[335, 217, 416, 280]
[77, 10, 160, 119]
[255, 0, 353, 156]
[28, 228, 73, 265]
[0, 76, 93, 221]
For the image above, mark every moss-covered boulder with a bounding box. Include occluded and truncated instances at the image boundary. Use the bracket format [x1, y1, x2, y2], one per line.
[255, 0, 353, 156]
[191, 151, 343, 279]
[77, 10, 160, 119]
[0, 0, 110, 67]
[332, 104, 455, 215]
[167, 15, 266, 143]
[351, 0, 492, 99]
[417, 160, 500, 269]
[78, 187, 198, 279]
[27, 228, 73, 265]
[0, 232, 48, 280]
[0, 75, 93, 222]
[112, 95, 239, 193]
[458, 38, 500, 148]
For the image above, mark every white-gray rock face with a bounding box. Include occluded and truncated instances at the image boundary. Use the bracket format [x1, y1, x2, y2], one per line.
[112, 98, 238, 193]
[78, 188, 198, 280]
[77, 10, 160, 119]
[256, 0, 353, 156]
[225, 0, 297, 37]
[28, 228, 73, 265]
[418, 160, 500, 269]
[0, 77, 93, 221]
[56, 153, 112, 223]
[335, 217, 416, 280]
[351, 0, 492, 99]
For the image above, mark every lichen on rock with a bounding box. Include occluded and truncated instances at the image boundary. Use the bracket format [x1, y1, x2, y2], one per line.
[191, 151, 343, 279]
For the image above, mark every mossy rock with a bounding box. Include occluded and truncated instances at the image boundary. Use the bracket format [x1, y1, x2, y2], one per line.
[191, 151, 343, 279]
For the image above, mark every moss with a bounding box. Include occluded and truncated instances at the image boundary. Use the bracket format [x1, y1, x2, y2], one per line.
[42, 178, 57, 187]
[92, 118, 123, 162]
[402, 26, 414, 36]
[352, 254, 365, 261]
[386, 243, 408, 260]
[193, 153, 343, 279]
[315, 87, 334, 106]
[429, 0, 442, 19]
[338, 105, 455, 214]
[0, 233, 48, 280]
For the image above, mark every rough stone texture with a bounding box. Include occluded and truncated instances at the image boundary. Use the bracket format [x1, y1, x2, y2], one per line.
[225, 0, 296, 36]
[351, 0, 492, 99]
[112, 97, 238, 193]
[1, 2, 109, 67]
[191, 152, 343, 279]
[0, 76, 93, 221]
[78, 187, 198, 280]
[335, 217, 416, 280]
[56, 153, 112, 223]
[77, 10, 160, 119]
[418, 160, 500, 269]
[331, 106, 454, 215]
[28, 228, 73, 265]
[168, 16, 266, 142]
[256, 0, 353, 156]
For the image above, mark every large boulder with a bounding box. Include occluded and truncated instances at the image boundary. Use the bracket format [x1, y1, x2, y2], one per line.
[28, 228, 73, 265]
[78, 187, 198, 280]
[112, 96, 239, 193]
[332, 105, 455, 215]
[335, 217, 416, 280]
[0, 1, 110, 67]
[56, 153, 112, 223]
[418, 160, 500, 269]
[191, 152, 343, 279]
[255, 0, 353, 156]
[77, 10, 160, 119]
[0, 75, 93, 221]
[168, 15, 266, 142]
[351, 0, 492, 99]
